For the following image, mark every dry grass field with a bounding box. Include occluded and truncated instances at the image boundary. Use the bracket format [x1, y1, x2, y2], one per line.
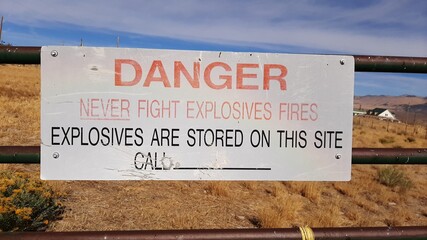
[1, 64, 426, 231]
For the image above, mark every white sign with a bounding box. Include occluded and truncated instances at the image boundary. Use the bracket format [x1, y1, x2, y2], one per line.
[41, 46, 354, 180]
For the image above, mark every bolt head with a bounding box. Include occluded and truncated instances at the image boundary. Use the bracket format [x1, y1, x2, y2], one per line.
[51, 50, 58, 57]
[340, 59, 345, 65]
[53, 152, 60, 159]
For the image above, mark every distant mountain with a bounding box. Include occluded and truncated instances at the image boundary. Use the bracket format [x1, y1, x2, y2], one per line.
[354, 95, 427, 123]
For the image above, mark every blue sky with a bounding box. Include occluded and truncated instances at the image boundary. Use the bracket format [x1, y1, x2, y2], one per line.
[1, 0, 426, 96]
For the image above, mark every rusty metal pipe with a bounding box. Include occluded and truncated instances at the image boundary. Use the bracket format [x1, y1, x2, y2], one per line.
[0, 146, 40, 154]
[2, 46, 427, 73]
[0, 46, 40, 64]
[0, 146, 40, 164]
[352, 148, 427, 164]
[1, 226, 426, 240]
[0, 228, 302, 240]
[1, 147, 427, 164]
[354, 55, 427, 73]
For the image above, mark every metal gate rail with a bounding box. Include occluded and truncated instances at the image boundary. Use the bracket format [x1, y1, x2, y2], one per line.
[1, 226, 426, 240]
[1, 46, 427, 73]
[1, 146, 426, 164]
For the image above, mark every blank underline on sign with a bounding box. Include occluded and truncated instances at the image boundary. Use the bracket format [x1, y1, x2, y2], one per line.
[154, 167, 272, 171]
[80, 118, 131, 121]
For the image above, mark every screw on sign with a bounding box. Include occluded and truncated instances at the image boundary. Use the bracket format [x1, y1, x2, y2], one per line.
[50, 50, 58, 57]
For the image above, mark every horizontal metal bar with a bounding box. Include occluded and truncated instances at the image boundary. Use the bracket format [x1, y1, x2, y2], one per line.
[0, 46, 40, 64]
[1, 46, 427, 73]
[0, 146, 40, 164]
[0, 226, 425, 240]
[0, 147, 426, 164]
[354, 55, 427, 73]
[352, 148, 427, 164]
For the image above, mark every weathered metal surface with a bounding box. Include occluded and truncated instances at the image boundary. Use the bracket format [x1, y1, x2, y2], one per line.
[352, 148, 427, 164]
[0, 146, 40, 164]
[354, 55, 427, 73]
[0, 226, 426, 240]
[2, 46, 427, 73]
[1, 147, 426, 164]
[0, 46, 40, 64]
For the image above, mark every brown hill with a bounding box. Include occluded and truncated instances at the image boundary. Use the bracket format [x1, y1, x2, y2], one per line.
[354, 95, 427, 124]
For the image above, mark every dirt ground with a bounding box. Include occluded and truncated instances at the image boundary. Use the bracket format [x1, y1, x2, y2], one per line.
[1, 64, 426, 231]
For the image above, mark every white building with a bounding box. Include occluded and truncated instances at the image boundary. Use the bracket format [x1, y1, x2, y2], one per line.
[366, 108, 397, 121]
